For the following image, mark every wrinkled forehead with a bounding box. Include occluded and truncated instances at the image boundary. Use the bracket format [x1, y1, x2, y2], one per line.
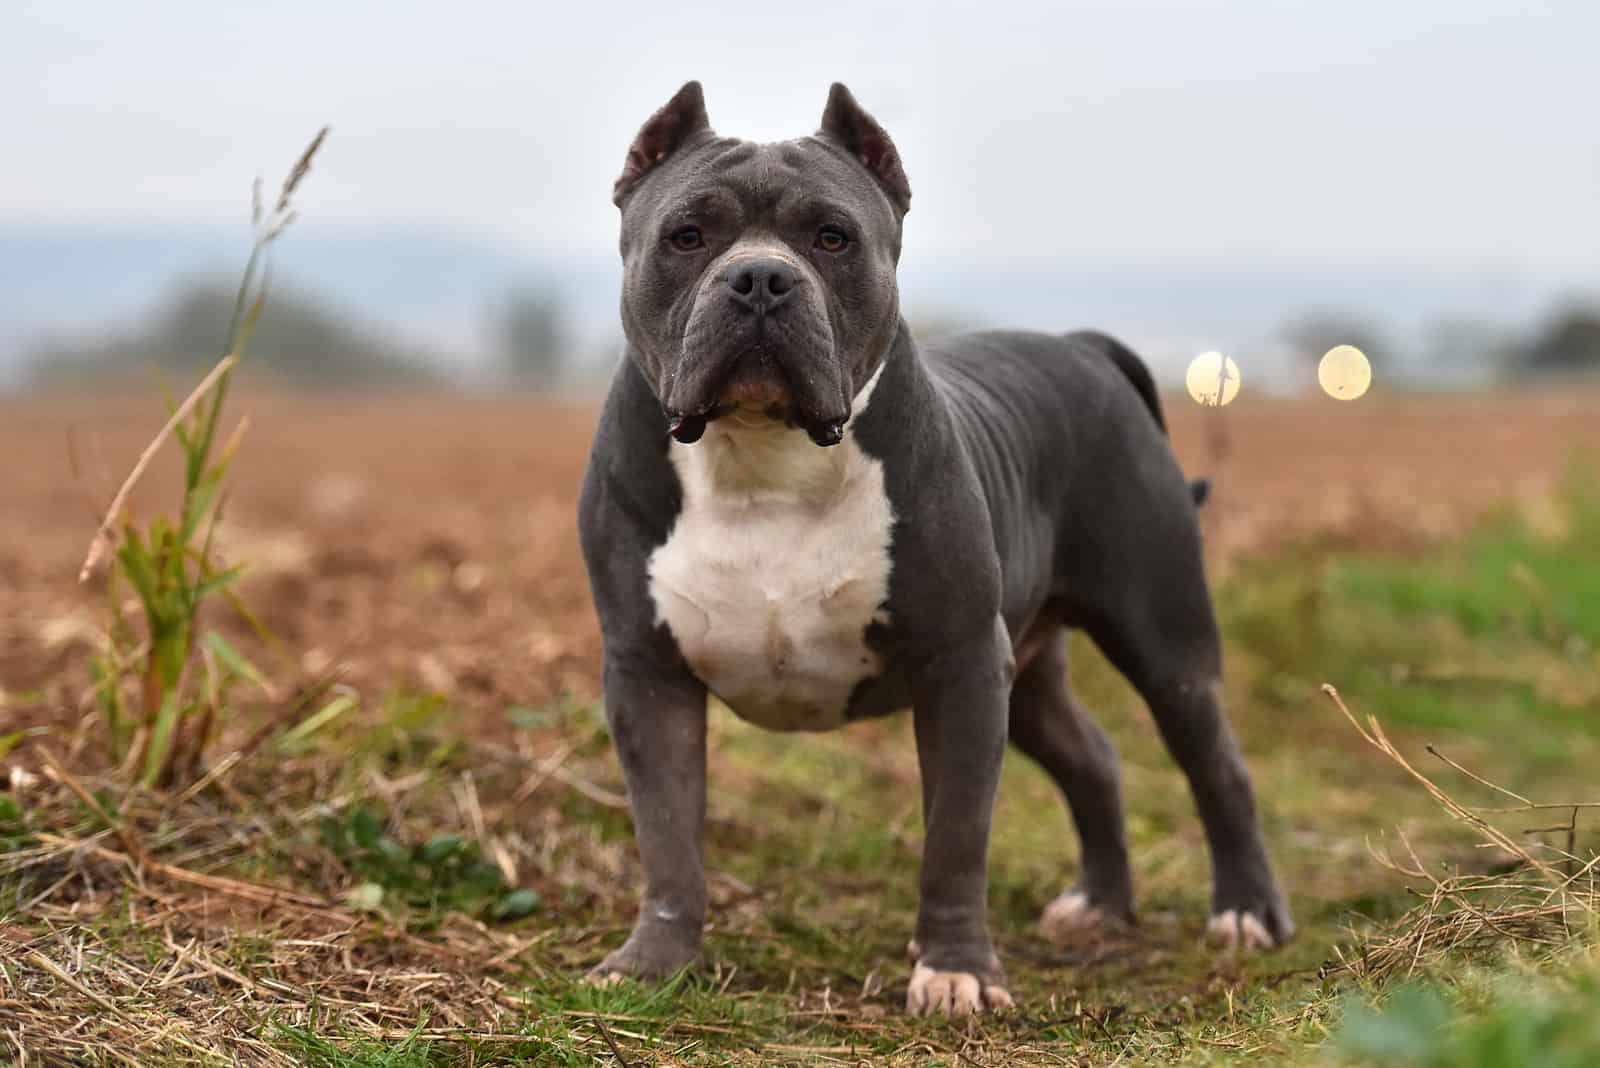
[636, 137, 897, 229]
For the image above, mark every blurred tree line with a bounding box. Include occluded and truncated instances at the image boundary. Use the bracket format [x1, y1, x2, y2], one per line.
[23, 272, 1599, 391]
[1283, 303, 1600, 386]
[493, 285, 572, 385]
[26, 276, 585, 390]
[28, 280, 438, 387]
[1522, 308, 1600, 375]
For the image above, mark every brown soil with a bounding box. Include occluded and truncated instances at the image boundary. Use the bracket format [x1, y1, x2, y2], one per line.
[4, 384, 1598, 734]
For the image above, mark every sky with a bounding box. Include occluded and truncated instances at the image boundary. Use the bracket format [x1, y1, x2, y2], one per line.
[3, 1, 1597, 383]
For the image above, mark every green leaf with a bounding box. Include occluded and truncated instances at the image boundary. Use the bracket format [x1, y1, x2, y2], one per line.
[200, 491, 227, 562]
[205, 632, 271, 694]
[420, 834, 466, 865]
[192, 564, 246, 604]
[153, 619, 191, 690]
[345, 882, 385, 912]
[278, 694, 357, 749]
[140, 690, 184, 788]
[489, 888, 541, 922]
[181, 466, 226, 543]
[116, 533, 158, 610]
[375, 837, 410, 870]
[348, 806, 385, 850]
[157, 523, 189, 597]
[0, 727, 49, 761]
[173, 412, 192, 453]
[88, 788, 121, 824]
[221, 586, 281, 656]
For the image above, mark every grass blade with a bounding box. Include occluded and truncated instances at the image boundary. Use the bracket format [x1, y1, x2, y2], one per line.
[278, 694, 359, 750]
[205, 632, 272, 695]
[140, 690, 183, 788]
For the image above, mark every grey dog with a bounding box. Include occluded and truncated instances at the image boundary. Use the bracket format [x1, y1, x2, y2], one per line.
[577, 81, 1292, 1016]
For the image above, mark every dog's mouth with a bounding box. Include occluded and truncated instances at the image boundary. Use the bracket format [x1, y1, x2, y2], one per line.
[664, 404, 845, 448]
[663, 350, 847, 447]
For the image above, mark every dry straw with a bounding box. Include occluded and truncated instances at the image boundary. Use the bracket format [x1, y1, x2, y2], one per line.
[1320, 683, 1597, 984]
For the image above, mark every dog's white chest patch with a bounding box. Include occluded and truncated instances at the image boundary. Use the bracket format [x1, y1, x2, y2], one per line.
[647, 377, 893, 732]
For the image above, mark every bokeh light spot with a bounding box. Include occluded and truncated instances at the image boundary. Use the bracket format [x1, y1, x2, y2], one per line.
[1185, 351, 1241, 407]
[1318, 345, 1372, 400]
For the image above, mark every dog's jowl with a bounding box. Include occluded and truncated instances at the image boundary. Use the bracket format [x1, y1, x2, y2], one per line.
[578, 80, 1293, 1016]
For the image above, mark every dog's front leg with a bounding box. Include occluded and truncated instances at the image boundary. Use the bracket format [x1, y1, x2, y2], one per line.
[591, 656, 709, 981]
[905, 617, 1015, 1016]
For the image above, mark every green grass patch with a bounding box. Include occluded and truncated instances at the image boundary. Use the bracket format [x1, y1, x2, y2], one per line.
[1336, 951, 1600, 1067]
[1219, 466, 1600, 786]
[0, 794, 34, 853]
[319, 802, 539, 925]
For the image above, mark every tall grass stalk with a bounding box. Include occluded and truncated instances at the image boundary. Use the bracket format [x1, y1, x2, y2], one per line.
[79, 128, 329, 787]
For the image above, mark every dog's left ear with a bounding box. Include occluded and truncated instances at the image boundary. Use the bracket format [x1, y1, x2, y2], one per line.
[614, 81, 713, 207]
[818, 83, 911, 215]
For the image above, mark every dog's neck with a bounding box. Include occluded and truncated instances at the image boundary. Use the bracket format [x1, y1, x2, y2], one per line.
[670, 362, 885, 505]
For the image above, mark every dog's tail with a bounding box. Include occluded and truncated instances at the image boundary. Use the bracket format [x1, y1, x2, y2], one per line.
[1073, 330, 1210, 508]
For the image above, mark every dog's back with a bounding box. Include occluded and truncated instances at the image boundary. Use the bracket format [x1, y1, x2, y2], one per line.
[917, 328, 1209, 635]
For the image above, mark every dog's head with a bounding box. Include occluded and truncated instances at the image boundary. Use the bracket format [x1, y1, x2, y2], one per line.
[613, 82, 911, 446]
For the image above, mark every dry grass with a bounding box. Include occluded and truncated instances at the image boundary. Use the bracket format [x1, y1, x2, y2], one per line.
[0, 754, 1141, 1065]
[1, 731, 662, 1065]
[4, 672, 1594, 1064]
[1319, 685, 1597, 989]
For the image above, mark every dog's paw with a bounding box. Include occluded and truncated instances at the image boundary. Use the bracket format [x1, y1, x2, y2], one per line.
[1040, 890, 1104, 940]
[1038, 889, 1133, 944]
[1205, 904, 1293, 952]
[1208, 862, 1294, 952]
[1039, 891, 1110, 942]
[588, 929, 700, 982]
[906, 963, 1013, 1017]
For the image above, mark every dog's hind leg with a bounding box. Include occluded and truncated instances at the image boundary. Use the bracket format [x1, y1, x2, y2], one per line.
[1008, 630, 1136, 940]
[1086, 597, 1295, 951]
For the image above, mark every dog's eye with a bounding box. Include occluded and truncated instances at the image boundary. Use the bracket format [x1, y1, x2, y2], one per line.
[668, 226, 705, 252]
[816, 226, 850, 253]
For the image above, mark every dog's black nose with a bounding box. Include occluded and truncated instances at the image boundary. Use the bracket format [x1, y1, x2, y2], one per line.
[726, 257, 797, 312]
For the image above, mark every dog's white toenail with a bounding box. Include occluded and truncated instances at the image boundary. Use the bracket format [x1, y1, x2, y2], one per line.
[1240, 912, 1273, 949]
[1206, 909, 1277, 952]
[984, 984, 1016, 1012]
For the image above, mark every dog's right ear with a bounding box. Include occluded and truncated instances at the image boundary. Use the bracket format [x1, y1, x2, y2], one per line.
[613, 81, 712, 207]
[818, 83, 911, 215]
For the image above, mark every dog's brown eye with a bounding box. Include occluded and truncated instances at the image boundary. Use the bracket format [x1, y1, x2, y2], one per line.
[669, 226, 704, 252]
[816, 226, 849, 253]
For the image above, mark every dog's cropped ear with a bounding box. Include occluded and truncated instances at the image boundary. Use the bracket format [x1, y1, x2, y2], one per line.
[818, 83, 911, 215]
[613, 81, 713, 207]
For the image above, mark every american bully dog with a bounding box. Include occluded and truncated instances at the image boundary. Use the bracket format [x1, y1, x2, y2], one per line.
[577, 81, 1292, 1016]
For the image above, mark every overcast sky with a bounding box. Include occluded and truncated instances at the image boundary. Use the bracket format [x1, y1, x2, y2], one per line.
[6, 0, 1597, 272]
